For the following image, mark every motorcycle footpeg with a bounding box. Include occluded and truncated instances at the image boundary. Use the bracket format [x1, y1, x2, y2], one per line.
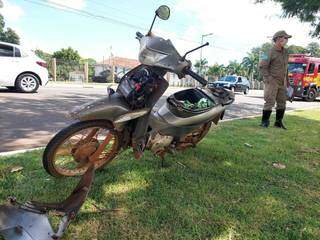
[0, 164, 95, 240]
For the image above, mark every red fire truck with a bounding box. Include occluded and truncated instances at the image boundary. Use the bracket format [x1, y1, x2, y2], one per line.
[288, 54, 320, 101]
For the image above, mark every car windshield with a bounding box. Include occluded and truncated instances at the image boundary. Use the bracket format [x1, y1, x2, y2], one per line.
[288, 62, 307, 74]
[219, 76, 237, 82]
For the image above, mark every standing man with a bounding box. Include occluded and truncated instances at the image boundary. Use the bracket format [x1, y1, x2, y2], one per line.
[259, 30, 291, 130]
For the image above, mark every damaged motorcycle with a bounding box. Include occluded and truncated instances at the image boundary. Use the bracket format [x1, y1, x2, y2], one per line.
[0, 5, 234, 239]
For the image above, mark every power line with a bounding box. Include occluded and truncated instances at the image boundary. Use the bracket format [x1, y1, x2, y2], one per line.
[21, 0, 248, 54]
[88, 0, 191, 31]
[23, 0, 148, 30]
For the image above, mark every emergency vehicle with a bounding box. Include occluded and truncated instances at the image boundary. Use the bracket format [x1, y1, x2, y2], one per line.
[288, 54, 320, 101]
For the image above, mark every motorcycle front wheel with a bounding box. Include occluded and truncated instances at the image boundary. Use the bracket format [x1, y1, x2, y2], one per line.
[43, 120, 120, 177]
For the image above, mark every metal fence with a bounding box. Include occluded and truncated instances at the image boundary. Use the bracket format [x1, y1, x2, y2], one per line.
[48, 59, 265, 89]
[249, 80, 264, 90]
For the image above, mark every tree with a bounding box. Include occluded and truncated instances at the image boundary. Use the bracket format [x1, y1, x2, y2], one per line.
[242, 53, 259, 80]
[0, 14, 20, 44]
[0, 14, 4, 33]
[287, 45, 307, 54]
[35, 49, 52, 62]
[3, 27, 20, 44]
[52, 47, 81, 63]
[194, 58, 208, 76]
[207, 64, 226, 81]
[306, 42, 320, 57]
[35, 49, 53, 77]
[256, 0, 320, 38]
[225, 60, 244, 76]
[52, 47, 82, 81]
[81, 58, 96, 80]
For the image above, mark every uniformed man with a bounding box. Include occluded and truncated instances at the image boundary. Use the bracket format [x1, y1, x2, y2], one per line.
[259, 30, 291, 130]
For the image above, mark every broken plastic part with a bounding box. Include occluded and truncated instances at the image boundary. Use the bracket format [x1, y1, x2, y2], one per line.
[0, 164, 95, 240]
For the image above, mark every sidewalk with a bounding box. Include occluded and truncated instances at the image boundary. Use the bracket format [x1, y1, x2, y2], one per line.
[47, 81, 118, 89]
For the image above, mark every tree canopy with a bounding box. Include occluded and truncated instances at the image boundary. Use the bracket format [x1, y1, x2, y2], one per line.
[256, 0, 320, 38]
[0, 14, 20, 44]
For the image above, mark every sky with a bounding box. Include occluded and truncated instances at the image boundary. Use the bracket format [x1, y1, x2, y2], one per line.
[0, 0, 319, 65]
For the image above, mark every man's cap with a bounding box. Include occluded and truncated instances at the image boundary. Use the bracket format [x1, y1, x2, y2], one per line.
[273, 30, 292, 40]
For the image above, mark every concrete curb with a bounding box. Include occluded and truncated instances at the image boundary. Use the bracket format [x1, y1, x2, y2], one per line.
[0, 147, 44, 157]
[221, 105, 319, 122]
[0, 106, 318, 157]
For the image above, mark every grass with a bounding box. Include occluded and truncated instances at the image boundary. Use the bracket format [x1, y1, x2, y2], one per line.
[0, 109, 320, 240]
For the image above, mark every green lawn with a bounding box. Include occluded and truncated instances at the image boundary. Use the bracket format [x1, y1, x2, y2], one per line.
[1, 109, 320, 240]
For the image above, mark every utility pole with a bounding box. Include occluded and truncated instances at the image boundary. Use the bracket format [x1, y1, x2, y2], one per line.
[109, 46, 115, 83]
[0, 0, 3, 8]
[84, 61, 89, 83]
[199, 33, 213, 76]
[52, 58, 57, 82]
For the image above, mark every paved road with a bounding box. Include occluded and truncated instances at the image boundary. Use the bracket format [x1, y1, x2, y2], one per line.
[0, 85, 319, 152]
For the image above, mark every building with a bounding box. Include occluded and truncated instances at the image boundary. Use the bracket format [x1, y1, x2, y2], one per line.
[94, 56, 194, 86]
[94, 56, 140, 83]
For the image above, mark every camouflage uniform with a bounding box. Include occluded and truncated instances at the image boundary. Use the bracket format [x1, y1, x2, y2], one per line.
[259, 30, 291, 129]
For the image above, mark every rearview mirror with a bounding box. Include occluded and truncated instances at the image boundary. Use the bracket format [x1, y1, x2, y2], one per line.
[156, 5, 170, 20]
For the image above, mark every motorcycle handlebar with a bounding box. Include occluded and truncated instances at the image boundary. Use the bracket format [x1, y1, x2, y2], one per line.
[184, 69, 208, 86]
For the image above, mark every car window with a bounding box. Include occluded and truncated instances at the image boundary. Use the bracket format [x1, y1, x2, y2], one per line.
[0, 44, 14, 57]
[288, 62, 307, 73]
[237, 77, 242, 82]
[308, 63, 315, 74]
[219, 76, 237, 82]
[14, 47, 21, 57]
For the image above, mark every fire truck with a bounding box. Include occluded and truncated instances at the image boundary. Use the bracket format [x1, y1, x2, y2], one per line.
[288, 54, 320, 101]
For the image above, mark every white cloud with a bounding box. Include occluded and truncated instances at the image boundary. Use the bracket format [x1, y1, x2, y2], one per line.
[47, 0, 86, 11]
[174, 0, 318, 64]
[0, 0, 24, 21]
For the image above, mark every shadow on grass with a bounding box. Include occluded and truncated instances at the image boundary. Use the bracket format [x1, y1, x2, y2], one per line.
[1, 112, 320, 239]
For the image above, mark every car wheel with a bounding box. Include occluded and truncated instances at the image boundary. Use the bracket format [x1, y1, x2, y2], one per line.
[16, 73, 40, 93]
[306, 88, 316, 102]
[244, 87, 249, 95]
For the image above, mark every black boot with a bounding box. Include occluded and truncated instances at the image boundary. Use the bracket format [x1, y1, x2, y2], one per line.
[274, 109, 287, 130]
[260, 110, 272, 128]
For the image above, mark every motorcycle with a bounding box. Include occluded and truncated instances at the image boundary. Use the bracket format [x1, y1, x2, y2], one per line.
[42, 5, 234, 177]
[0, 5, 234, 239]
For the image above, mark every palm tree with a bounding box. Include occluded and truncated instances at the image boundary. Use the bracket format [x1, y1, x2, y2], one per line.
[194, 58, 208, 76]
[226, 61, 243, 75]
[207, 64, 226, 81]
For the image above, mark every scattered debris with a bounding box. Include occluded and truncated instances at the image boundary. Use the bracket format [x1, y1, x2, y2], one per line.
[10, 166, 24, 173]
[176, 161, 187, 168]
[0, 164, 95, 240]
[244, 143, 253, 148]
[272, 163, 286, 169]
[92, 203, 124, 214]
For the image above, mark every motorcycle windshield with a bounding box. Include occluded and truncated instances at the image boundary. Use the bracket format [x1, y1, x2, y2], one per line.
[138, 35, 183, 73]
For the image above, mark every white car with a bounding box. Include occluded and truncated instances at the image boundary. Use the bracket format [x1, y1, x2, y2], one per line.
[0, 41, 49, 93]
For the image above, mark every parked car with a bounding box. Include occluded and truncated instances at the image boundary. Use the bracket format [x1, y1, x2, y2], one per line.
[208, 75, 250, 94]
[0, 41, 48, 93]
[92, 69, 121, 83]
